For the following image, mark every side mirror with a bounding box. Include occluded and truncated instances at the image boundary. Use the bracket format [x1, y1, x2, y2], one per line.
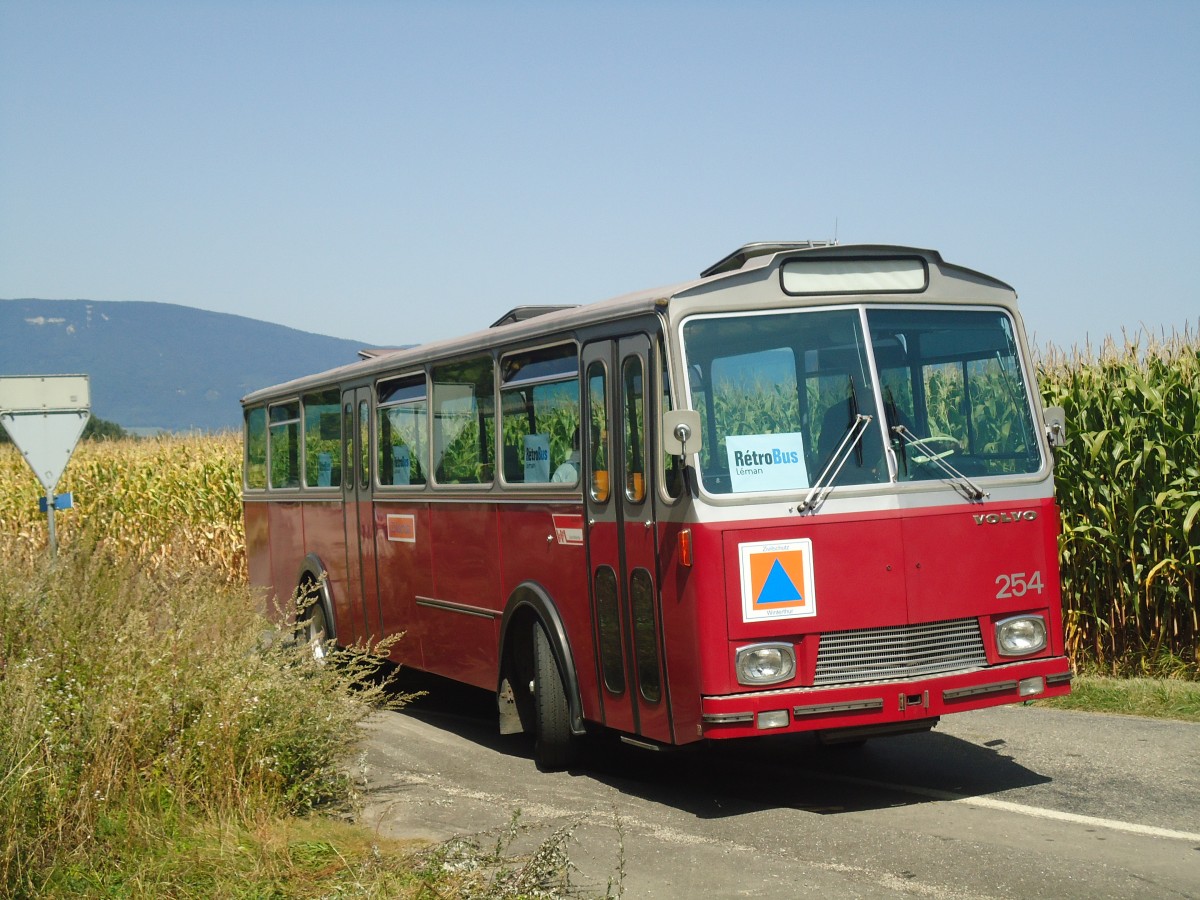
[1043, 406, 1067, 448]
[663, 409, 702, 457]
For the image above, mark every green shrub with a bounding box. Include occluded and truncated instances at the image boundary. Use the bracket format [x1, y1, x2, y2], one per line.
[0, 533, 405, 896]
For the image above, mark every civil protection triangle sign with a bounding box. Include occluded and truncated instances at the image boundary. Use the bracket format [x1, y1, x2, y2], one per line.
[738, 539, 817, 622]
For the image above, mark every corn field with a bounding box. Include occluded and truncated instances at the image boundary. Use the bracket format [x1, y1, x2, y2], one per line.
[0, 432, 245, 579]
[1, 331, 1197, 675]
[1039, 331, 1199, 676]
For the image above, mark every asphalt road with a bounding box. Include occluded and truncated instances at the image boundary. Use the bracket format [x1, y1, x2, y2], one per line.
[357, 673, 1200, 898]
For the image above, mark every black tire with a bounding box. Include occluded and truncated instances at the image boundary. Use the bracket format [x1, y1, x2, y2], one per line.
[532, 622, 575, 771]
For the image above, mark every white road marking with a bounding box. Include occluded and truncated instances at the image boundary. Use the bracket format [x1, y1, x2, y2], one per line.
[825, 774, 1200, 843]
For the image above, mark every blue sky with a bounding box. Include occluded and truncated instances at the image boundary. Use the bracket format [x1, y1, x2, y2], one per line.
[2, 1, 1196, 350]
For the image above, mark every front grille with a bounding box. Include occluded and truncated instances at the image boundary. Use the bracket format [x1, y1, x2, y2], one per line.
[814, 617, 987, 686]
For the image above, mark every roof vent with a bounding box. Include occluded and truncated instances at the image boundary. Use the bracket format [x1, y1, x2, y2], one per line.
[701, 241, 837, 279]
[490, 305, 579, 328]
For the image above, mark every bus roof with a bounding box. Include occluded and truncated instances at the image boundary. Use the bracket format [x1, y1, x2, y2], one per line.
[241, 243, 1017, 406]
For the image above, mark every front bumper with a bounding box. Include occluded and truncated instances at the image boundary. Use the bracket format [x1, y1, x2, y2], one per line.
[700, 656, 1072, 739]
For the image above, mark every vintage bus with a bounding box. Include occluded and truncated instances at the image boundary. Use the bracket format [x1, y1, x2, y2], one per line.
[242, 242, 1072, 769]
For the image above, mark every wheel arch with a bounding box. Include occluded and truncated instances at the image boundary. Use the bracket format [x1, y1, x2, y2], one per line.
[498, 581, 586, 736]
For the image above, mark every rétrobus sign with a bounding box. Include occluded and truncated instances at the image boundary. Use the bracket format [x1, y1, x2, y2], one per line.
[725, 432, 809, 492]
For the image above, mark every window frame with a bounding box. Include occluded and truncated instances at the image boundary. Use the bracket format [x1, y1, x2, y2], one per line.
[375, 370, 430, 490]
[430, 354, 497, 488]
[497, 340, 581, 490]
[302, 388, 343, 490]
[244, 405, 268, 491]
[676, 302, 1047, 503]
[867, 304, 1045, 482]
[267, 399, 302, 490]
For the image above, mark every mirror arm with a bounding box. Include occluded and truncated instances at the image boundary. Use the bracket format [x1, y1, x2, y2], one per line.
[674, 421, 691, 471]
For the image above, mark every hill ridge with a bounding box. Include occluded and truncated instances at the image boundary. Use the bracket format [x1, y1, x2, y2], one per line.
[0, 298, 372, 431]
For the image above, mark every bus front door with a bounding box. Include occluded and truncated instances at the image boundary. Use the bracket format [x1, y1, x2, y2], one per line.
[583, 336, 671, 744]
[342, 388, 381, 644]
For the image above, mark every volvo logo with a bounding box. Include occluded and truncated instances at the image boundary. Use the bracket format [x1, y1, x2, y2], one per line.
[973, 510, 1038, 525]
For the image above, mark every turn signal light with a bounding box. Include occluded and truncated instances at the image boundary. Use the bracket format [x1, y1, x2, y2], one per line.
[678, 529, 693, 567]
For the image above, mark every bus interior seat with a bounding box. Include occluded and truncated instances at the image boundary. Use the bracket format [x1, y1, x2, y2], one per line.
[503, 445, 523, 483]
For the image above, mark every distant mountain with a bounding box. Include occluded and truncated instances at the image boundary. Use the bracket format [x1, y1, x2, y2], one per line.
[0, 299, 375, 432]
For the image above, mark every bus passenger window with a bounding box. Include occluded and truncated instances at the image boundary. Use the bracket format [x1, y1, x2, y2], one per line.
[377, 374, 427, 486]
[268, 401, 301, 489]
[623, 355, 645, 502]
[432, 356, 495, 485]
[342, 403, 354, 487]
[630, 568, 661, 702]
[594, 566, 625, 694]
[358, 400, 370, 490]
[499, 344, 579, 486]
[303, 389, 341, 488]
[244, 407, 267, 489]
[587, 362, 609, 501]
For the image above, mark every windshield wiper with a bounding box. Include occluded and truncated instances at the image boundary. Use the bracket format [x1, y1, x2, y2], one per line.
[796, 414, 872, 515]
[891, 425, 989, 502]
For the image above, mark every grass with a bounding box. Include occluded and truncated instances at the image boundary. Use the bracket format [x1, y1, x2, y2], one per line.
[0, 532, 409, 897]
[0, 531, 598, 898]
[42, 813, 430, 898]
[1034, 674, 1200, 722]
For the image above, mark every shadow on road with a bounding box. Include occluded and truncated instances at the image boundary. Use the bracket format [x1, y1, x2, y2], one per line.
[384, 667, 1052, 820]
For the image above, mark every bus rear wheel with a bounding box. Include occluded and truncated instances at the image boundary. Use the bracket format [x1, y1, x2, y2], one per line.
[532, 622, 575, 771]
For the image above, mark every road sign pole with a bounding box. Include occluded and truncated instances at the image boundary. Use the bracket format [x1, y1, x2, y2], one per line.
[46, 494, 58, 557]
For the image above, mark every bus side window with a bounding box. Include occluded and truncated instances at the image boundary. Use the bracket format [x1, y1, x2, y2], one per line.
[268, 401, 301, 489]
[377, 374, 427, 487]
[358, 399, 370, 490]
[432, 356, 495, 485]
[499, 344, 579, 486]
[623, 355, 645, 503]
[587, 362, 609, 502]
[342, 403, 355, 486]
[303, 389, 341, 488]
[244, 406, 267, 489]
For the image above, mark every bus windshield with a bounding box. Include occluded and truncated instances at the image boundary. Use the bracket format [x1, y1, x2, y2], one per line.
[682, 306, 1042, 496]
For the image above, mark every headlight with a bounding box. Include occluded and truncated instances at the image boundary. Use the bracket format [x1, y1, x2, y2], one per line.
[996, 615, 1047, 656]
[736, 643, 796, 685]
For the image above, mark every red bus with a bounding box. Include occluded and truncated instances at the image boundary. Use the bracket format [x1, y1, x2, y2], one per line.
[242, 242, 1071, 769]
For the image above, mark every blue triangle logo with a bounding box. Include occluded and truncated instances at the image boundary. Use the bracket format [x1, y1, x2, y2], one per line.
[756, 558, 803, 604]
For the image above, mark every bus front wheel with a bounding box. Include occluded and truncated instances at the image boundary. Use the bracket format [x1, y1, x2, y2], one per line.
[532, 622, 575, 771]
[300, 581, 333, 665]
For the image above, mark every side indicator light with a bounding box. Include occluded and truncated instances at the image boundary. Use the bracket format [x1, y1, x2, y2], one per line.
[678, 528, 693, 567]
